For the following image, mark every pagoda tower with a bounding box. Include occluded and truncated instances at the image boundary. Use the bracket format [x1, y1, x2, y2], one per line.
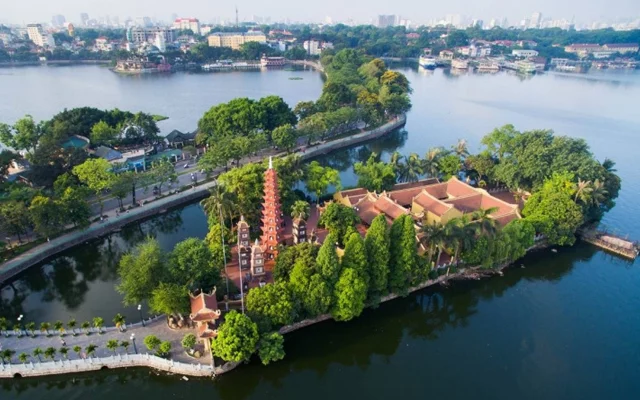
[260, 157, 284, 259]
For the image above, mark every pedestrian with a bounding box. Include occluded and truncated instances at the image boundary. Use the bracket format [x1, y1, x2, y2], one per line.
[60, 338, 66, 346]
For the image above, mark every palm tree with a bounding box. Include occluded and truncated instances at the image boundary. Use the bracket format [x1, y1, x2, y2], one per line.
[40, 322, 51, 336]
[92, 317, 104, 334]
[81, 321, 91, 335]
[574, 178, 593, 203]
[59, 347, 69, 360]
[68, 318, 77, 336]
[398, 153, 423, 183]
[85, 344, 98, 359]
[53, 320, 65, 336]
[423, 147, 443, 178]
[469, 207, 499, 237]
[201, 184, 236, 227]
[443, 216, 475, 269]
[389, 151, 403, 175]
[32, 347, 43, 362]
[420, 222, 446, 268]
[120, 340, 130, 354]
[73, 345, 82, 359]
[13, 323, 22, 336]
[591, 179, 608, 207]
[25, 322, 36, 337]
[0, 317, 7, 335]
[1, 349, 15, 365]
[290, 200, 310, 219]
[113, 314, 126, 332]
[44, 347, 56, 362]
[453, 139, 469, 158]
[106, 339, 119, 355]
[18, 352, 29, 364]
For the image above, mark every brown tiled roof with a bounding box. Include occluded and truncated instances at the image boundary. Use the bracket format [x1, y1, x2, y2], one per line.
[353, 194, 382, 225]
[493, 213, 519, 227]
[445, 193, 483, 213]
[413, 191, 453, 216]
[391, 178, 439, 191]
[389, 186, 426, 206]
[445, 178, 478, 198]
[190, 290, 220, 322]
[197, 323, 218, 339]
[422, 182, 449, 199]
[373, 195, 408, 220]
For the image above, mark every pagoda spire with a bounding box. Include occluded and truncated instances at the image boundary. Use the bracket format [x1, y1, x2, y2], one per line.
[260, 158, 283, 259]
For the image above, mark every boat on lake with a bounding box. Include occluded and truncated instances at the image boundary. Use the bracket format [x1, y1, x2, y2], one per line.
[419, 55, 437, 69]
[516, 60, 537, 74]
[451, 59, 469, 70]
[476, 61, 500, 72]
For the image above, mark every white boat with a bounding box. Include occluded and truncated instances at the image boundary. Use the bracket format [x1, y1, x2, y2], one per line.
[516, 60, 536, 74]
[419, 55, 437, 69]
[451, 59, 468, 69]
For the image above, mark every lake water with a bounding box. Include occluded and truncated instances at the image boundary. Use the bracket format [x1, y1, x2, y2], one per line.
[1, 65, 639, 400]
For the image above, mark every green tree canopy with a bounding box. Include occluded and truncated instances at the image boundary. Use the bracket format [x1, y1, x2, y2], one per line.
[258, 332, 286, 365]
[246, 282, 296, 327]
[116, 237, 166, 305]
[354, 153, 396, 192]
[317, 203, 359, 245]
[149, 283, 190, 316]
[364, 214, 391, 300]
[169, 238, 222, 291]
[212, 311, 259, 362]
[332, 268, 367, 322]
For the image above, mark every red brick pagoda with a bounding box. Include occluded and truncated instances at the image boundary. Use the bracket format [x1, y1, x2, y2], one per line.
[260, 157, 283, 259]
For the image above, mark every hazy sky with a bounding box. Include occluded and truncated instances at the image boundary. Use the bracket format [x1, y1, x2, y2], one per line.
[2, 0, 639, 25]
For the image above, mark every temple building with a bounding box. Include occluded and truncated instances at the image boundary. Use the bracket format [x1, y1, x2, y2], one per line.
[292, 216, 307, 244]
[189, 289, 221, 351]
[237, 216, 251, 271]
[251, 239, 265, 276]
[260, 157, 284, 259]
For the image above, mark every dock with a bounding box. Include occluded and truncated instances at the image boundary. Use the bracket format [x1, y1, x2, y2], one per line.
[579, 228, 639, 260]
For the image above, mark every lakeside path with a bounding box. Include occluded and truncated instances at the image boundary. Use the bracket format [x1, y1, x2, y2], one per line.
[0, 115, 406, 284]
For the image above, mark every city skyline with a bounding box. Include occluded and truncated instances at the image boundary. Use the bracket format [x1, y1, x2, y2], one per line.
[1, 0, 639, 26]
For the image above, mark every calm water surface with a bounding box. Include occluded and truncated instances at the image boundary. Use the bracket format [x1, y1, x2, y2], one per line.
[1, 66, 639, 400]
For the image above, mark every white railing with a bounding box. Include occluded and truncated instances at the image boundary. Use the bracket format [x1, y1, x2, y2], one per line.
[1, 315, 165, 338]
[0, 353, 213, 378]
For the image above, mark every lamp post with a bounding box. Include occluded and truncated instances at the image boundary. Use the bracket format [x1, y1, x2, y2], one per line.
[17, 314, 23, 336]
[138, 304, 144, 327]
[130, 333, 137, 354]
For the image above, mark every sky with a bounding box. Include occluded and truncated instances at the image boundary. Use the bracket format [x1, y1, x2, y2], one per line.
[1, 0, 639, 25]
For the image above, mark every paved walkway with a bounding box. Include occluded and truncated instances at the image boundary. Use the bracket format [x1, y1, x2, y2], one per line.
[0, 318, 209, 365]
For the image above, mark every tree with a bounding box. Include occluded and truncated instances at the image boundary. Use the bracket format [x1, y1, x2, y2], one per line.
[0, 201, 32, 243]
[0, 115, 44, 154]
[271, 124, 298, 153]
[523, 172, 584, 246]
[32, 347, 43, 362]
[59, 186, 91, 229]
[317, 203, 359, 245]
[73, 346, 82, 358]
[40, 322, 51, 336]
[365, 214, 390, 300]
[211, 311, 259, 362]
[85, 344, 98, 358]
[273, 242, 318, 282]
[116, 237, 165, 305]
[378, 85, 412, 116]
[204, 223, 231, 270]
[332, 268, 367, 321]
[25, 322, 36, 336]
[144, 335, 162, 352]
[388, 215, 415, 294]
[1, 349, 15, 365]
[258, 332, 285, 365]
[290, 200, 310, 219]
[398, 153, 423, 183]
[113, 314, 126, 332]
[81, 321, 91, 335]
[90, 120, 118, 145]
[106, 339, 119, 354]
[73, 158, 114, 217]
[246, 282, 296, 327]
[18, 353, 29, 364]
[120, 341, 130, 353]
[182, 333, 197, 350]
[446, 30, 469, 47]
[44, 347, 57, 361]
[304, 161, 341, 201]
[67, 319, 77, 335]
[315, 234, 341, 284]
[258, 96, 297, 133]
[354, 154, 396, 192]
[293, 101, 316, 120]
[149, 283, 190, 317]
[158, 341, 172, 357]
[29, 195, 62, 238]
[168, 238, 221, 291]
[53, 320, 65, 336]
[423, 147, 443, 178]
[341, 232, 369, 285]
[92, 317, 104, 334]
[438, 154, 462, 180]
[150, 158, 177, 195]
[421, 222, 447, 267]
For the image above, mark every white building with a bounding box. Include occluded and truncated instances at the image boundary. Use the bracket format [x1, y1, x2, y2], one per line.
[26, 24, 55, 48]
[530, 12, 542, 28]
[457, 44, 491, 58]
[95, 36, 112, 51]
[303, 40, 333, 56]
[512, 49, 539, 58]
[173, 18, 200, 35]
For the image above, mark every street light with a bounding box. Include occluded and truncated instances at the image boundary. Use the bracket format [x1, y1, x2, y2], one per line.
[138, 304, 144, 327]
[130, 333, 137, 354]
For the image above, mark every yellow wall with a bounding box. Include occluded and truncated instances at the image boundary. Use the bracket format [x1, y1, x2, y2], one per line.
[207, 34, 267, 50]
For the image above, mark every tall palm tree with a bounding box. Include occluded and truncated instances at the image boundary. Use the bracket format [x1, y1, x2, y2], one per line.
[453, 139, 469, 159]
[85, 344, 98, 359]
[120, 340, 130, 354]
[290, 200, 310, 219]
[25, 322, 36, 336]
[53, 320, 65, 336]
[40, 322, 50, 336]
[423, 147, 443, 178]
[67, 319, 77, 336]
[420, 222, 446, 268]
[443, 216, 475, 269]
[201, 183, 236, 227]
[32, 347, 43, 362]
[389, 151, 403, 176]
[73, 345, 82, 359]
[574, 178, 593, 203]
[18, 353, 29, 364]
[59, 347, 69, 360]
[81, 321, 91, 335]
[470, 207, 499, 237]
[590, 179, 608, 207]
[0, 349, 15, 365]
[113, 314, 126, 332]
[0, 317, 7, 334]
[401, 153, 424, 183]
[106, 339, 119, 355]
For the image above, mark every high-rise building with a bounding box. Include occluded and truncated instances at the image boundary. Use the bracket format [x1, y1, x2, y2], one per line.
[472, 19, 484, 29]
[26, 24, 55, 48]
[154, 32, 166, 52]
[260, 157, 283, 260]
[51, 15, 66, 27]
[80, 13, 89, 26]
[128, 27, 174, 43]
[377, 15, 396, 28]
[530, 12, 542, 28]
[173, 17, 200, 35]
